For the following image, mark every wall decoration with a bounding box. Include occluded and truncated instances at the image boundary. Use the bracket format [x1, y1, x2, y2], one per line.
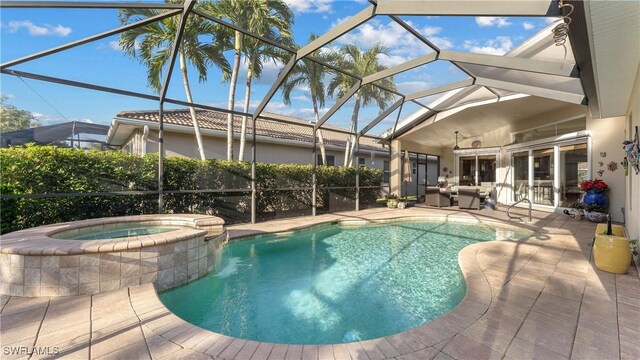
[598, 161, 604, 167]
[607, 161, 618, 172]
[600, 151, 607, 158]
[623, 126, 640, 174]
[442, 167, 448, 172]
[622, 157, 629, 176]
[597, 169, 605, 177]
[471, 140, 482, 149]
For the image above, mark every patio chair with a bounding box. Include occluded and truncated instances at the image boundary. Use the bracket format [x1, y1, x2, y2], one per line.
[458, 188, 481, 210]
[426, 187, 450, 208]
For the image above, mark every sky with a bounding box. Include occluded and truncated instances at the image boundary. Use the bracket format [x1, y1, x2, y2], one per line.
[0, 0, 557, 136]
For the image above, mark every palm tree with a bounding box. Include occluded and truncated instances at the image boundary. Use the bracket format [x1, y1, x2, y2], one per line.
[118, 3, 230, 160]
[205, 0, 293, 161]
[238, 39, 292, 161]
[328, 44, 396, 166]
[281, 34, 335, 166]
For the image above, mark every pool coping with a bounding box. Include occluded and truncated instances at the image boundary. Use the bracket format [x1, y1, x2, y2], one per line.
[128, 214, 513, 358]
[0, 214, 224, 255]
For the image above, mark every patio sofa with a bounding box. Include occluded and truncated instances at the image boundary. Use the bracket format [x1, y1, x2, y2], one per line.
[456, 184, 497, 210]
[426, 187, 451, 207]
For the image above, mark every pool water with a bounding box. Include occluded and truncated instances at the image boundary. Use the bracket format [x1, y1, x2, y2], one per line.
[57, 225, 179, 240]
[160, 221, 532, 344]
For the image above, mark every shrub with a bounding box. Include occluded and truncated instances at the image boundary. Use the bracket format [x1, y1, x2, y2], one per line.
[0, 145, 383, 233]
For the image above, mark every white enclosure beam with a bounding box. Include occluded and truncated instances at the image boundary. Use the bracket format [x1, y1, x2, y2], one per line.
[405, 78, 475, 101]
[375, 0, 561, 16]
[475, 77, 586, 104]
[362, 52, 439, 85]
[297, 5, 376, 59]
[0, 1, 182, 8]
[359, 98, 404, 136]
[431, 85, 483, 111]
[440, 50, 577, 77]
[315, 81, 362, 130]
[1, 9, 182, 70]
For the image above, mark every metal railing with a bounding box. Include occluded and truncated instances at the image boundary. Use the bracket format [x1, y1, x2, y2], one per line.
[507, 198, 532, 223]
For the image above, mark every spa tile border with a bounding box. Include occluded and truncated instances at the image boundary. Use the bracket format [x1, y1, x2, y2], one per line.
[0, 214, 225, 255]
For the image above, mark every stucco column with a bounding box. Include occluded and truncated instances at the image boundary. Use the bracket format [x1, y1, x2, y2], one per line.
[390, 139, 402, 196]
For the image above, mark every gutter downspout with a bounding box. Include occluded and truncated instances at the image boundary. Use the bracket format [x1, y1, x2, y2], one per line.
[141, 125, 149, 157]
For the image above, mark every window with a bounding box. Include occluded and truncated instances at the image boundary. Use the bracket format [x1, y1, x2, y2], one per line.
[458, 156, 476, 185]
[383, 160, 390, 184]
[513, 117, 586, 144]
[412, 161, 417, 175]
[358, 157, 366, 167]
[317, 155, 335, 166]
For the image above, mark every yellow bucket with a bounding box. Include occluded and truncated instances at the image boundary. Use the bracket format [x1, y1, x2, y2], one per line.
[593, 234, 631, 274]
[595, 223, 626, 237]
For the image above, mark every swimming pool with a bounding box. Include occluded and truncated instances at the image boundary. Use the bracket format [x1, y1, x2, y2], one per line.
[160, 221, 532, 344]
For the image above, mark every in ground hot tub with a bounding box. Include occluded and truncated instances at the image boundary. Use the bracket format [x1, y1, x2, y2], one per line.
[0, 214, 226, 297]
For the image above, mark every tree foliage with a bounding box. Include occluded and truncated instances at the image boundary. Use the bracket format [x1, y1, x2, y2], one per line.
[0, 145, 383, 233]
[0, 96, 38, 133]
[328, 44, 397, 166]
[118, 1, 231, 160]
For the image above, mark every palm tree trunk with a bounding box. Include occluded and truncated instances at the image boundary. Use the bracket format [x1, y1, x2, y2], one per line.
[344, 95, 361, 167]
[238, 68, 252, 162]
[311, 97, 327, 165]
[179, 51, 206, 161]
[226, 31, 242, 161]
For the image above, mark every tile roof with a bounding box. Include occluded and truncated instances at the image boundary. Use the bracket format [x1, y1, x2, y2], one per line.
[115, 109, 386, 151]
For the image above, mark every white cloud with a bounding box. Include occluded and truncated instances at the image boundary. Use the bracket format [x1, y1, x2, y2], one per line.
[377, 53, 409, 67]
[522, 22, 535, 30]
[475, 17, 512, 28]
[6, 20, 71, 36]
[292, 95, 311, 102]
[108, 40, 122, 51]
[430, 37, 454, 50]
[336, 19, 453, 59]
[32, 113, 94, 126]
[285, 0, 333, 13]
[251, 59, 286, 85]
[330, 17, 349, 29]
[464, 36, 513, 55]
[396, 81, 432, 94]
[422, 26, 442, 36]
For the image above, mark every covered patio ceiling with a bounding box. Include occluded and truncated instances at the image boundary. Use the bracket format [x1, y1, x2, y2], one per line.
[0, 0, 586, 142]
[398, 95, 581, 149]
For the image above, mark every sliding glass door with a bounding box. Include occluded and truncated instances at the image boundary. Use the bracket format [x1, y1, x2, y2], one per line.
[559, 143, 588, 207]
[478, 155, 496, 184]
[512, 151, 529, 201]
[509, 140, 589, 207]
[456, 152, 498, 187]
[533, 148, 554, 205]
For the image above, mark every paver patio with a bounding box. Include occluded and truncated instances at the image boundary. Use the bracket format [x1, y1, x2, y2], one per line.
[1, 206, 639, 360]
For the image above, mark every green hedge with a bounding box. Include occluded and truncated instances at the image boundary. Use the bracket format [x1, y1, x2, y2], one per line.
[0, 145, 383, 233]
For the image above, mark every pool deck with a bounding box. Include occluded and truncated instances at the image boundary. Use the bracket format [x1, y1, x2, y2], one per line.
[1, 206, 639, 360]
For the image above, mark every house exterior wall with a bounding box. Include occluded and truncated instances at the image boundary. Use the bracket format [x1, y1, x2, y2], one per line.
[395, 102, 630, 220]
[625, 62, 640, 240]
[587, 116, 627, 222]
[124, 129, 387, 171]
